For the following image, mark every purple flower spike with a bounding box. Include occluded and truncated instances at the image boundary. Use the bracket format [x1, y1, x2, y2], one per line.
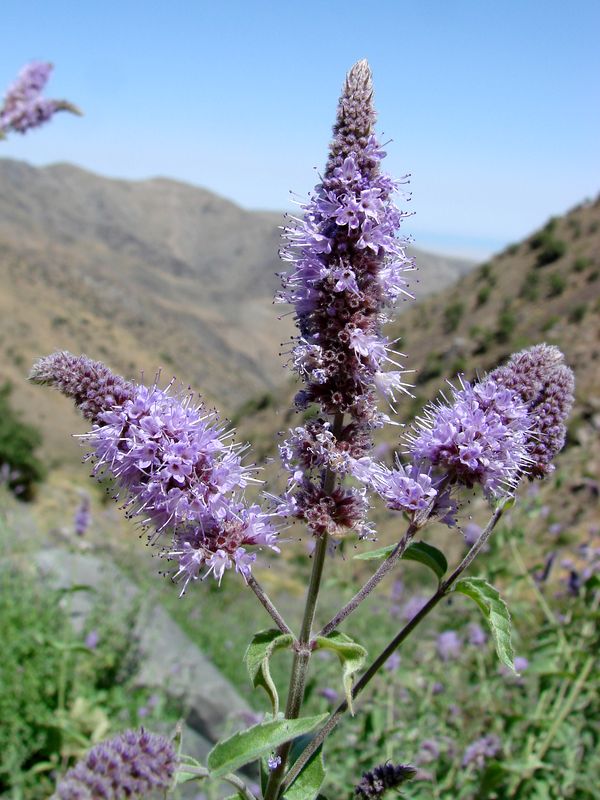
[278, 59, 414, 428]
[31, 352, 279, 589]
[436, 630, 462, 661]
[54, 728, 177, 799]
[462, 734, 501, 769]
[408, 376, 530, 496]
[1, 61, 80, 136]
[74, 494, 91, 537]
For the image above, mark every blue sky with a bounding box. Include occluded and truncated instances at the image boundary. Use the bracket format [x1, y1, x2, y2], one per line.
[1, 0, 599, 259]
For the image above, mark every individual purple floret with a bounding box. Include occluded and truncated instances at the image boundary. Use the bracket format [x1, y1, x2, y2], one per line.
[467, 622, 487, 646]
[408, 376, 530, 496]
[436, 630, 462, 661]
[53, 728, 177, 799]
[30, 352, 279, 589]
[0, 61, 80, 136]
[354, 762, 417, 799]
[278, 59, 414, 428]
[371, 459, 437, 518]
[462, 734, 501, 769]
[490, 344, 575, 478]
[74, 494, 91, 536]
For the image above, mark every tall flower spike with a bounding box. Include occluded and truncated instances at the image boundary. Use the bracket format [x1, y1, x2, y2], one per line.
[489, 344, 575, 478]
[278, 59, 415, 428]
[275, 61, 415, 537]
[31, 352, 279, 589]
[53, 728, 177, 799]
[0, 61, 80, 137]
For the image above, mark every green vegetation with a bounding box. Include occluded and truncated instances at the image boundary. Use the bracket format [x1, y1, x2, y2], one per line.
[496, 306, 517, 344]
[231, 392, 276, 425]
[568, 304, 587, 324]
[476, 285, 491, 306]
[0, 383, 45, 500]
[572, 256, 591, 273]
[0, 564, 174, 799]
[443, 302, 464, 334]
[536, 237, 567, 268]
[519, 271, 539, 301]
[547, 272, 567, 297]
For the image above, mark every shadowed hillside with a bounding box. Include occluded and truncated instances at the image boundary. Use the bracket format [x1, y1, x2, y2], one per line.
[0, 159, 473, 460]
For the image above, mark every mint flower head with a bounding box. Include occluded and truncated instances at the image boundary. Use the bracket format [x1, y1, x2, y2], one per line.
[407, 376, 531, 496]
[354, 762, 417, 799]
[30, 352, 279, 590]
[0, 61, 80, 137]
[53, 728, 177, 799]
[278, 59, 414, 428]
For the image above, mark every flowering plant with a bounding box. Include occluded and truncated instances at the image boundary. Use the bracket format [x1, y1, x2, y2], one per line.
[0, 61, 80, 139]
[33, 61, 575, 800]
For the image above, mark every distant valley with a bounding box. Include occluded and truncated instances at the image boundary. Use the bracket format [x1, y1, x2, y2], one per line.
[0, 158, 473, 458]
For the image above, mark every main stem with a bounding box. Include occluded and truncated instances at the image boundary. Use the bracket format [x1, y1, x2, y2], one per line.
[281, 499, 508, 792]
[263, 412, 344, 800]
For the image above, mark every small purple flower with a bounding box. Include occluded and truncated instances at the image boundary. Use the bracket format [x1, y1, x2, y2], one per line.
[319, 687, 339, 702]
[74, 494, 91, 537]
[514, 656, 529, 673]
[462, 734, 501, 769]
[417, 739, 440, 765]
[385, 652, 401, 672]
[402, 594, 428, 622]
[467, 623, 487, 647]
[463, 522, 482, 547]
[436, 630, 462, 661]
[85, 629, 99, 650]
[54, 728, 177, 799]
[0, 61, 80, 136]
[372, 459, 437, 518]
[268, 754, 282, 770]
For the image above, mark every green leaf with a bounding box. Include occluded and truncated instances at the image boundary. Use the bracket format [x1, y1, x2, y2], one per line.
[354, 541, 448, 582]
[353, 543, 396, 561]
[402, 542, 448, 581]
[454, 577, 515, 671]
[284, 747, 326, 800]
[313, 632, 367, 715]
[207, 715, 328, 778]
[244, 629, 293, 715]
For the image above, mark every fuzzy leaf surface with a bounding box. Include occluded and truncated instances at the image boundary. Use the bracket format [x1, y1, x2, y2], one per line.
[454, 577, 515, 670]
[207, 715, 328, 778]
[244, 629, 293, 714]
[313, 631, 367, 714]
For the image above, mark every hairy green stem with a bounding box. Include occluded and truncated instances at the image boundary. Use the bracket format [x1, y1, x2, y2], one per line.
[281, 500, 508, 792]
[263, 412, 344, 800]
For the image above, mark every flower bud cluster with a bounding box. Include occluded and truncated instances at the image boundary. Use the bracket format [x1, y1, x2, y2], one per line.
[489, 343, 574, 478]
[354, 762, 416, 799]
[30, 353, 279, 589]
[54, 728, 177, 799]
